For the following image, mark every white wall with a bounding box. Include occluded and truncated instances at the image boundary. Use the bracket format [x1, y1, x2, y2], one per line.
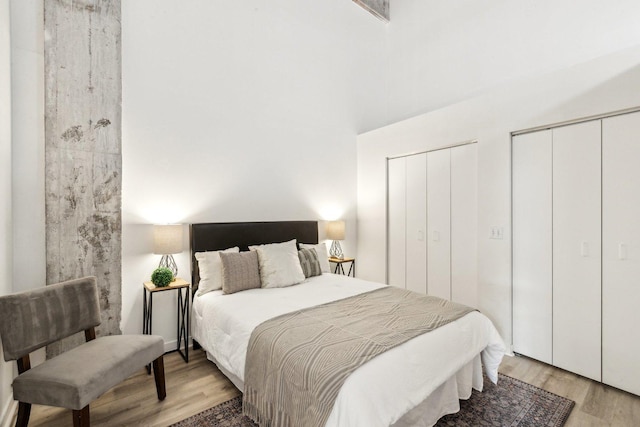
[0, 0, 14, 421]
[3, 1, 45, 421]
[384, 0, 640, 126]
[10, 0, 44, 294]
[120, 0, 387, 343]
[357, 46, 640, 349]
[358, 0, 640, 352]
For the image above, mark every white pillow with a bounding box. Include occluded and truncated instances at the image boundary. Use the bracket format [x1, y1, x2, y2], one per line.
[195, 247, 240, 295]
[249, 239, 305, 288]
[299, 242, 330, 273]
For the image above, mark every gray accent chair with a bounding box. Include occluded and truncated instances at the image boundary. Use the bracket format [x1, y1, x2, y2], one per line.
[0, 276, 167, 427]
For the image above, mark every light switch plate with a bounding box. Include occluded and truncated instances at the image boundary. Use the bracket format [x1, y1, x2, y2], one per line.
[490, 226, 504, 240]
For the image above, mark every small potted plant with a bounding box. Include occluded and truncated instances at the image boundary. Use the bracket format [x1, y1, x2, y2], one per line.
[151, 267, 174, 288]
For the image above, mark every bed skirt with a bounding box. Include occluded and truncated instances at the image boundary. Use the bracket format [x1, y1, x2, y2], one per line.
[205, 350, 484, 427]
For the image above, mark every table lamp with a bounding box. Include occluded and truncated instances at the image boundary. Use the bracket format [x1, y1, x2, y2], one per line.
[153, 224, 183, 278]
[327, 220, 345, 259]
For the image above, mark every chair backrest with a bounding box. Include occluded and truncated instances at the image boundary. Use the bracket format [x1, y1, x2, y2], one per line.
[0, 276, 101, 361]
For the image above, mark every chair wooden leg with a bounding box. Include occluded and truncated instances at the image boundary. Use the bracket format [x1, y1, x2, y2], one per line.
[72, 406, 90, 427]
[15, 402, 31, 427]
[153, 355, 166, 401]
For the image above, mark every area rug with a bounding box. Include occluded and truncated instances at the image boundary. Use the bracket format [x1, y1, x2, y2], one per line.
[170, 374, 574, 426]
[435, 374, 574, 427]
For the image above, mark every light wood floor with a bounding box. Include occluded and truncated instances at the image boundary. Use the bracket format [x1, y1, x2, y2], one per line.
[20, 349, 640, 426]
[499, 354, 640, 426]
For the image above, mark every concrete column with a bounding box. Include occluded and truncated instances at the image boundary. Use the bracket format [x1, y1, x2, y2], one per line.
[45, 0, 122, 356]
[353, 0, 389, 21]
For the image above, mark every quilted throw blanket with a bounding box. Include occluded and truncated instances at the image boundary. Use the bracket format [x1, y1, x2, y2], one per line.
[243, 286, 476, 427]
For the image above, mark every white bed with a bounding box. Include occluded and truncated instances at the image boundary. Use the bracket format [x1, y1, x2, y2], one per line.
[192, 273, 505, 427]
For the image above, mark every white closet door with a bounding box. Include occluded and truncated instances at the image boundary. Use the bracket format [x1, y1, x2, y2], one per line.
[512, 131, 553, 364]
[602, 112, 640, 395]
[450, 144, 478, 307]
[387, 157, 406, 288]
[427, 149, 451, 299]
[552, 121, 602, 381]
[405, 153, 428, 294]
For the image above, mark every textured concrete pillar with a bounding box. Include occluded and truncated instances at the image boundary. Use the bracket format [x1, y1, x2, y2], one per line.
[45, 0, 122, 357]
[354, 0, 389, 21]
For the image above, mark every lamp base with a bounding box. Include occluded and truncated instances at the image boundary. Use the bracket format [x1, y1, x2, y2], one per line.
[159, 254, 178, 278]
[329, 240, 344, 259]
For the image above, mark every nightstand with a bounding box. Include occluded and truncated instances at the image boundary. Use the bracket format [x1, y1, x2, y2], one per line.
[329, 257, 355, 277]
[143, 278, 190, 369]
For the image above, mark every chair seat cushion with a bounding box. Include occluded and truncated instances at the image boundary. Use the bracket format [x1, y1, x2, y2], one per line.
[13, 335, 164, 410]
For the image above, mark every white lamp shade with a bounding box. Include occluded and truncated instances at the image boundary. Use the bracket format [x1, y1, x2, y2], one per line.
[326, 220, 345, 241]
[153, 224, 183, 254]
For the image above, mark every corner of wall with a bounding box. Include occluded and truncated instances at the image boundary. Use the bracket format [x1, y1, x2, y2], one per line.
[0, 399, 17, 427]
[1, 0, 15, 422]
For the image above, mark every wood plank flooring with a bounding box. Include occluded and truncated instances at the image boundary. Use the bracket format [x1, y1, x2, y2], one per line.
[20, 349, 640, 426]
[499, 354, 640, 427]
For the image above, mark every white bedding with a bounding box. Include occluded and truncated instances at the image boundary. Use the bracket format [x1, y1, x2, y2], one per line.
[192, 273, 505, 427]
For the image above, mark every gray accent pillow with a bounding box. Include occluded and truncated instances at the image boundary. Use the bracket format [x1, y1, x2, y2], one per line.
[195, 246, 240, 295]
[220, 251, 262, 294]
[298, 248, 322, 278]
[299, 243, 330, 273]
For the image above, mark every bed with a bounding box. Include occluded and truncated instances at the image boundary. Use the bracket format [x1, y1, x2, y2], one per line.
[190, 221, 505, 427]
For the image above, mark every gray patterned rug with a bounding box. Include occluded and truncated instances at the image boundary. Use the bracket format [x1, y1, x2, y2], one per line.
[171, 374, 574, 426]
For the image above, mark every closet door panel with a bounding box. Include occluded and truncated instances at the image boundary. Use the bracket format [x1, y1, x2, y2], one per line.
[387, 157, 406, 288]
[552, 121, 602, 381]
[450, 144, 478, 307]
[602, 112, 640, 395]
[512, 131, 553, 364]
[427, 149, 451, 299]
[405, 153, 428, 295]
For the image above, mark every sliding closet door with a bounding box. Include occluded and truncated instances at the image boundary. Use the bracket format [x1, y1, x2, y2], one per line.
[512, 130, 553, 364]
[450, 144, 477, 307]
[427, 149, 451, 299]
[405, 153, 428, 294]
[602, 112, 640, 395]
[552, 121, 601, 381]
[387, 157, 406, 288]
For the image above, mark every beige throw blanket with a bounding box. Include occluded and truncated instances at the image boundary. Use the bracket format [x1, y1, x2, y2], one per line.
[243, 286, 476, 427]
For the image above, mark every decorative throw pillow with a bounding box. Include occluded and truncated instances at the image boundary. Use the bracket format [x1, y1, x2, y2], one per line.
[220, 251, 262, 294]
[298, 248, 322, 278]
[299, 242, 330, 273]
[195, 247, 240, 295]
[249, 239, 305, 288]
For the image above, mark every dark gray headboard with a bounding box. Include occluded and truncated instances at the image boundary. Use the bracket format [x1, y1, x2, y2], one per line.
[190, 221, 319, 295]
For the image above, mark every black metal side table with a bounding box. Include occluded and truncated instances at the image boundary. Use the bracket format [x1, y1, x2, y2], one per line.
[329, 257, 356, 277]
[143, 278, 190, 372]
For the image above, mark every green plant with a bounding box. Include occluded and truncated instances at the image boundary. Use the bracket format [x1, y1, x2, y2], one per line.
[151, 267, 174, 287]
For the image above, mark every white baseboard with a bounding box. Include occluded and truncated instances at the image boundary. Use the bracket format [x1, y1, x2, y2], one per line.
[163, 339, 177, 353]
[0, 399, 17, 427]
[163, 338, 193, 353]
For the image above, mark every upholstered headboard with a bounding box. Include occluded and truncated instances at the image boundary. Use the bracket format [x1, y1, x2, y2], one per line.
[190, 221, 319, 295]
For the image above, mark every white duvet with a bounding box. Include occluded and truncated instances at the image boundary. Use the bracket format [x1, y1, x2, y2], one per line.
[192, 274, 505, 427]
